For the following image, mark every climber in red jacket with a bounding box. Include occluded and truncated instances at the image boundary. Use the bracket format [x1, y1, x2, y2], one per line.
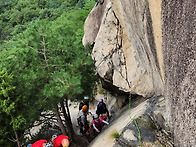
[52, 135, 70, 147]
[31, 139, 48, 147]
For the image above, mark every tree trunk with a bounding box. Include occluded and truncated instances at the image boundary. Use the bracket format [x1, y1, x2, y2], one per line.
[65, 98, 73, 129]
[55, 104, 68, 135]
[60, 100, 74, 140]
[14, 130, 20, 147]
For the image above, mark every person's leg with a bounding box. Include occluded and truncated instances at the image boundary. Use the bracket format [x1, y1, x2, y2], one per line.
[80, 127, 83, 133]
[86, 124, 93, 134]
[80, 123, 84, 134]
[83, 123, 89, 134]
[106, 111, 111, 120]
[96, 110, 101, 118]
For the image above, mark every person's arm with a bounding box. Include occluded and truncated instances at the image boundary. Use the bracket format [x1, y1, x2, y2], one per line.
[87, 111, 92, 115]
[92, 123, 100, 132]
[87, 102, 90, 111]
[96, 105, 100, 115]
[102, 120, 109, 125]
[79, 102, 84, 110]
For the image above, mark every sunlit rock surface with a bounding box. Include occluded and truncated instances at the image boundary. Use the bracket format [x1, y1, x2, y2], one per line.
[83, 0, 195, 146]
[83, 0, 164, 98]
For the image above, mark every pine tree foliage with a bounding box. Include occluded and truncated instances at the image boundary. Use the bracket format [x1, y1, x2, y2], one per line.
[0, 0, 97, 145]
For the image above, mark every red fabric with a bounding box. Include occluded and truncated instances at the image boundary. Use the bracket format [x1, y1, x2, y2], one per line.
[53, 135, 69, 147]
[32, 140, 47, 147]
[92, 118, 104, 128]
[101, 114, 107, 120]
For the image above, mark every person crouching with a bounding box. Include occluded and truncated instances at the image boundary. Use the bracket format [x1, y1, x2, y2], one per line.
[92, 114, 109, 134]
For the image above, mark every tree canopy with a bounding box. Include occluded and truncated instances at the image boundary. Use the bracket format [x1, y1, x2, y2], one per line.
[0, 0, 97, 146]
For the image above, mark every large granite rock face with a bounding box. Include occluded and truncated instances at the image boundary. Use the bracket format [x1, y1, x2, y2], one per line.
[83, 0, 164, 98]
[83, 0, 195, 146]
[162, 1, 195, 146]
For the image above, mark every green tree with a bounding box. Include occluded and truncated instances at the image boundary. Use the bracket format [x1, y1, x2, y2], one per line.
[0, 0, 96, 143]
[0, 0, 66, 42]
[0, 0, 97, 144]
[0, 71, 24, 147]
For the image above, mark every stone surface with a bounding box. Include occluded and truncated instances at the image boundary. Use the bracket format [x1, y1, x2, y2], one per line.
[83, 0, 195, 146]
[83, 0, 164, 98]
[162, 1, 196, 146]
[88, 96, 170, 147]
[105, 93, 127, 116]
[122, 129, 137, 141]
[83, 0, 110, 46]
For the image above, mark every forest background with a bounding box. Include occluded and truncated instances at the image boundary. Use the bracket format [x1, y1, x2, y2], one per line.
[0, 0, 98, 146]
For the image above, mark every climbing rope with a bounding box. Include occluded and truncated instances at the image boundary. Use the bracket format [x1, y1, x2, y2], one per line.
[129, 96, 142, 147]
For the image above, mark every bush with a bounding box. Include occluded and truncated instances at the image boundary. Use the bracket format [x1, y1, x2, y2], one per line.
[110, 131, 120, 140]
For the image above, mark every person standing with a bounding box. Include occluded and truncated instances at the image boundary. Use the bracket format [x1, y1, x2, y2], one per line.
[77, 105, 89, 135]
[96, 98, 110, 119]
[79, 96, 89, 111]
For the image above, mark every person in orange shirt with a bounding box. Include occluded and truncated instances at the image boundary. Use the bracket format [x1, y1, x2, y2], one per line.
[52, 134, 70, 147]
